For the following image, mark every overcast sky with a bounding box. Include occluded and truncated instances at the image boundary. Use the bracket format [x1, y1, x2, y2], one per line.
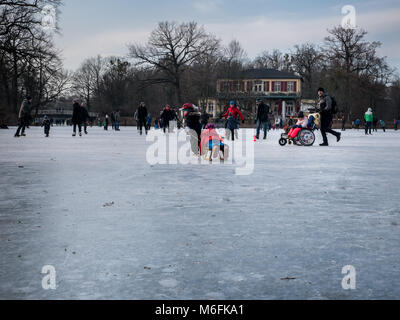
[53, 0, 400, 72]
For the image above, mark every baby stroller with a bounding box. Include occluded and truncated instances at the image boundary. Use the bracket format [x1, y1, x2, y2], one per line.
[279, 113, 319, 147]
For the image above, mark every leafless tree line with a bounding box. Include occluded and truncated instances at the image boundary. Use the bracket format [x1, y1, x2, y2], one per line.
[1, 12, 399, 124]
[0, 0, 69, 124]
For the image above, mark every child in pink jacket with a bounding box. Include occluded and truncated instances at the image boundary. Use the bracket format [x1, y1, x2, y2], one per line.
[288, 112, 309, 139]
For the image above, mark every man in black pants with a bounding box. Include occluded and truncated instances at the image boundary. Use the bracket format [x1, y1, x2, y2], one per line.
[72, 100, 83, 137]
[137, 102, 148, 135]
[15, 96, 32, 137]
[81, 102, 90, 134]
[317, 88, 341, 146]
[255, 98, 270, 140]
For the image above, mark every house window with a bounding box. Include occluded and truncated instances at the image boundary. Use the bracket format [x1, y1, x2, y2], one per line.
[287, 82, 294, 92]
[274, 82, 281, 92]
[208, 103, 214, 114]
[253, 80, 263, 92]
[286, 102, 294, 116]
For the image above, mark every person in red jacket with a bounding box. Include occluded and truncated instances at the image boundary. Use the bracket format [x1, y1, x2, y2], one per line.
[222, 101, 244, 140]
[222, 101, 244, 122]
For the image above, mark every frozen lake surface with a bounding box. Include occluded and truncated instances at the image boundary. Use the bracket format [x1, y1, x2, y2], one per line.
[0, 126, 399, 300]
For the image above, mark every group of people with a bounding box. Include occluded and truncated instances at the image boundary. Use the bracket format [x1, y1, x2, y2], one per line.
[71, 100, 90, 137]
[13, 89, 399, 149]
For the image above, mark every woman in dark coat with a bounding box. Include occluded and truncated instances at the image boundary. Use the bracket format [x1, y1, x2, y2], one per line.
[72, 100, 84, 137]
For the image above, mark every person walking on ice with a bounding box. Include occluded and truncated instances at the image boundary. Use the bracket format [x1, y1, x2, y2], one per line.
[222, 101, 244, 140]
[14, 96, 32, 138]
[41, 115, 51, 137]
[364, 108, 373, 135]
[255, 98, 270, 140]
[72, 100, 84, 137]
[137, 102, 148, 135]
[317, 87, 341, 146]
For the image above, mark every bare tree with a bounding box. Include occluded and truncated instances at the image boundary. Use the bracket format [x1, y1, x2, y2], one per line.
[128, 21, 220, 104]
[72, 55, 105, 110]
[291, 43, 323, 97]
[324, 26, 393, 116]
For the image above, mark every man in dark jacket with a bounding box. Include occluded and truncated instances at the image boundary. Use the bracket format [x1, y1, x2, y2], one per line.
[182, 103, 202, 155]
[160, 105, 176, 133]
[255, 98, 270, 140]
[81, 102, 90, 134]
[137, 102, 148, 135]
[72, 100, 84, 137]
[15, 96, 32, 137]
[317, 88, 341, 146]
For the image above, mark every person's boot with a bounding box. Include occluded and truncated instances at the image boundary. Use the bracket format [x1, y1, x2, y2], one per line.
[21, 133, 26, 137]
[320, 142, 329, 146]
[337, 133, 341, 142]
[14, 133, 20, 138]
[79, 132, 82, 137]
[72, 132, 76, 137]
[263, 133, 267, 140]
[256, 134, 259, 140]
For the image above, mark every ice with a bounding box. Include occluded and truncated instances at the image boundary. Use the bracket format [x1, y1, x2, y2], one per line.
[0, 126, 400, 299]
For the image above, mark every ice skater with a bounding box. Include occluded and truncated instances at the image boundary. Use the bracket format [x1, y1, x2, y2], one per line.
[14, 96, 32, 138]
[72, 100, 84, 137]
[222, 101, 244, 140]
[380, 119, 386, 132]
[81, 102, 89, 134]
[137, 102, 148, 135]
[182, 103, 202, 156]
[255, 98, 270, 140]
[364, 108, 373, 135]
[41, 115, 51, 137]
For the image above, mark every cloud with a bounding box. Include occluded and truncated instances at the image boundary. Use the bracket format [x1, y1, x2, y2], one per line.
[193, 0, 223, 14]
[206, 7, 400, 59]
[56, 28, 151, 69]
[57, 6, 400, 70]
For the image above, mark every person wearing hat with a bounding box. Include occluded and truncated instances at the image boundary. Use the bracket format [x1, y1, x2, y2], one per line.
[137, 102, 148, 135]
[181, 103, 202, 155]
[14, 96, 32, 137]
[255, 98, 270, 140]
[364, 107, 373, 135]
[222, 101, 244, 140]
[72, 99, 84, 136]
[317, 87, 341, 146]
[41, 115, 51, 137]
[160, 104, 176, 134]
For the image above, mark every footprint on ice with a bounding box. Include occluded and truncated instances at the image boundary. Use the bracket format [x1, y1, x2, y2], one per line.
[159, 278, 178, 288]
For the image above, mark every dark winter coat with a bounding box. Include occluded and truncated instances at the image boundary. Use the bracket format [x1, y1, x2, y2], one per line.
[185, 111, 202, 132]
[256, 102, 270, 122]
[317, 94, 333, 114]
[18, 99, 31, 120]
[81, 107, 89, 122]
[138, 106, 148, 121]
[161, 109, 176, 124]
[226, 113, 238, 130]
[72, 103, 84, 124]
[201, 113, 210, 125]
